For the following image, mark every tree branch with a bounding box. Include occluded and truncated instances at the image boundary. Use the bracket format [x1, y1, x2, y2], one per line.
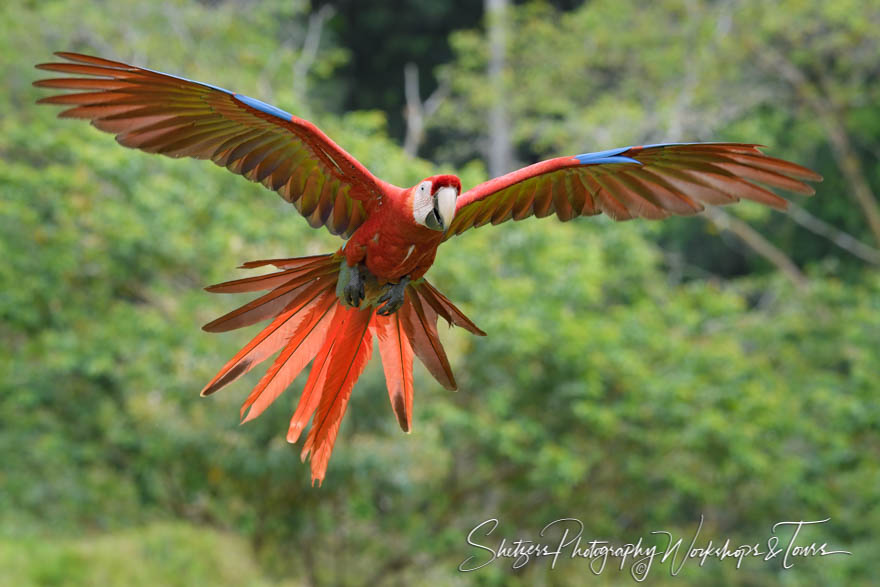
[292, 5, 335, 106]
[759, 48, 880, 246]
[702, 207, 809, 289]
[787, 204, 880, 265]
[486, 0, 513, 176]
[402, 63, 449, 157]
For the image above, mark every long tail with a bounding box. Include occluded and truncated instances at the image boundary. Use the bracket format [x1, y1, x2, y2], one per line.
[200, 252, 485, 485]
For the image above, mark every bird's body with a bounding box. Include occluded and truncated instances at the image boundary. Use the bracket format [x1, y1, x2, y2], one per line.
[343, 183, 441, 282]
[36, 52, 821, 484]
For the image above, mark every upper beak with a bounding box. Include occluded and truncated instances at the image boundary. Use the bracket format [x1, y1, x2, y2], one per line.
[432, 186, 457, 232]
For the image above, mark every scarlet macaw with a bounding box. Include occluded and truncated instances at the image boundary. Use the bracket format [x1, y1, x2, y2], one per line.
[36, 53, 821, 484]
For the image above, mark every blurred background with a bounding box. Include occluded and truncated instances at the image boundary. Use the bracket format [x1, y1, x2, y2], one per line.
[2, 0, 878, 584]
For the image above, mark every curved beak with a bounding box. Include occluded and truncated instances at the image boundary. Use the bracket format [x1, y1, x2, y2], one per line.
[425, 186, 457, 232]
[434, 187, 458, 230]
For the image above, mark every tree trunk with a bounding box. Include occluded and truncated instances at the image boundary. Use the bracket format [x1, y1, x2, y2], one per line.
[486, 0, 513, 177]
[702, 207, 809, 289]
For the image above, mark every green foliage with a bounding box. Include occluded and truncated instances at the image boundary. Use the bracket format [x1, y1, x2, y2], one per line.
[1, 1, 877, 585]
[0, 523, 284, 586]
[434, 0, 880, 276]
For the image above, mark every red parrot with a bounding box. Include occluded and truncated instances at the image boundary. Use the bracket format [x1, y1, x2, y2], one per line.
[36, 52, 821, 484]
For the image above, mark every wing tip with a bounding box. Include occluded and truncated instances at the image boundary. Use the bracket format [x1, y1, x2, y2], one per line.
[53, 51, 79, 60]
[802, 170, 824, 184]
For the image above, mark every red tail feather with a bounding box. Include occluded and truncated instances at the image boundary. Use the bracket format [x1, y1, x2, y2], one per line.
[201, 264, 337, 332]
[373, 313, 415, 432]
[400, 288, 457, 390]
[301, 306, 374, 485]
[286, 303, 348, 443]
[205, 262, 331, 294]
[240, 290, 338, 422]
[201, 278, 334, 397]
[416, 281, 487, 336]
[238, 255, 330, 270]
[201, 253, 484, 483]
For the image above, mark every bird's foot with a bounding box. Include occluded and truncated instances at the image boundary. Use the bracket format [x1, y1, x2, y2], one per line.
[343, 264, 365, 308]
[376, 276, 410, 316]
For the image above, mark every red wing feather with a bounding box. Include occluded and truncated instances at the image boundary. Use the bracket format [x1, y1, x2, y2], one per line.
[445, 143, 821, 239]
[35, 52, 384, 237]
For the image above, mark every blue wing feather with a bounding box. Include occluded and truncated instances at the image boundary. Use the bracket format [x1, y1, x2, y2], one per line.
[575, 142, 707, 166]
[574, 147, 640, 165]
[234, 94, 294, 122]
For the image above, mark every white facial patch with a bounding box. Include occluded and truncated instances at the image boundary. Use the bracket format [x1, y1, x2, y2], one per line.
[412, 180, 434, 225]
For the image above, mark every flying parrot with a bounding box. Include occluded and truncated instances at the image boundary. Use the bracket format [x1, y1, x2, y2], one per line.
[35, 52, 821, 484]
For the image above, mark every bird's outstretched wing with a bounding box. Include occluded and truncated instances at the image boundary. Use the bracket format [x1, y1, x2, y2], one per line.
[444, 143, 822, 239]
[35, 52, 387, 238]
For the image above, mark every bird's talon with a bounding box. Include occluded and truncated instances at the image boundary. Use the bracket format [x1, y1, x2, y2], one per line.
[343, 265, 364, 308]
[375, 276, 409, 315]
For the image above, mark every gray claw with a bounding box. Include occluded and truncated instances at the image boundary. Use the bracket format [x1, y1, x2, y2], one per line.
[376, 276, 410, 315]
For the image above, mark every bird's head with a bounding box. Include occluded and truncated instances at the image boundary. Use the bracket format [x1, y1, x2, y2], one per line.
[411, 174, 461, 232]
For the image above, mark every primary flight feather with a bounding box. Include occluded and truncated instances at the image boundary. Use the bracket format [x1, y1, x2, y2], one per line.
[36, 52, 822, 484]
